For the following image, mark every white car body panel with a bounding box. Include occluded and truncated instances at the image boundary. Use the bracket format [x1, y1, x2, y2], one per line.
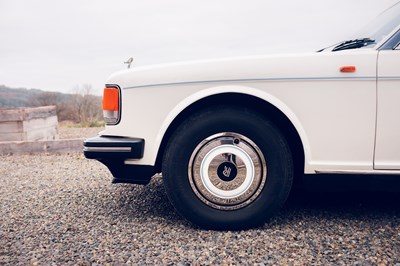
[99, 49, 400, 174]
[375, 49, 400, 169]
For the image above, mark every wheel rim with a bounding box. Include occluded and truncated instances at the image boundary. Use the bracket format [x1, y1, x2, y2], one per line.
[188, 132, 267, 210]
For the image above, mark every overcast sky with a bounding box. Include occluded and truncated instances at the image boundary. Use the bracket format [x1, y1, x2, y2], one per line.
[0, 0, 398, 94]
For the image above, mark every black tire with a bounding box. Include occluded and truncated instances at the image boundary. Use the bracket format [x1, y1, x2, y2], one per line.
[162, 106, 293, 230]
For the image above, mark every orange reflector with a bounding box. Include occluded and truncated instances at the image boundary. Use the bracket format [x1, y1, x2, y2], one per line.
[340, 66, 356, 73]
[103, 88, 119, 111]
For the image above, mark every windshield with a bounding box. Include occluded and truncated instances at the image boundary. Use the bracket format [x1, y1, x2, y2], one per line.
[354, 2, 400, 46]
[320, 2, 400, 52]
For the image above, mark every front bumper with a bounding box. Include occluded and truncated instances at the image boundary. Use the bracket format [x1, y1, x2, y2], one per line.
[83, 136, 155, 184]
[83, 135, 144, 160]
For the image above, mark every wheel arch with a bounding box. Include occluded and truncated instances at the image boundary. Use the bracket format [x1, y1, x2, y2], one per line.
[155, 90, 308, 179]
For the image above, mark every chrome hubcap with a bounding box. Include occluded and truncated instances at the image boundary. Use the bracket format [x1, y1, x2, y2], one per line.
[188, 132, 267, 210]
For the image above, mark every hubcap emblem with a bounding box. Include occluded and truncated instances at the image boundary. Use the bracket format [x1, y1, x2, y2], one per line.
[217, 162, 237, 182]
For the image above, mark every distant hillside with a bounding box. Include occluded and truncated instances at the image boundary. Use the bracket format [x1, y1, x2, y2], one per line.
[0, 85, 73, 108]
[0, 85, 103, 126]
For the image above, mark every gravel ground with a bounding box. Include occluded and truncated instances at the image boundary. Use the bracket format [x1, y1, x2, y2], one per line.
[58, 127, 104, 139]
[1, 153, 399, 265]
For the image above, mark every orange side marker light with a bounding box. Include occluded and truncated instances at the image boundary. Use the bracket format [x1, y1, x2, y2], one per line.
[103, 88, 119, 111]
[340, 66, 356, 73]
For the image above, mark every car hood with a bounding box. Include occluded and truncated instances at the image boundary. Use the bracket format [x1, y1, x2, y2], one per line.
[105, 51, 372, 89]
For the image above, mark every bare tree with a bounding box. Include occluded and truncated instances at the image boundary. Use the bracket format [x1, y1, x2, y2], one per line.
[71, 84, 103, 126]
[27, 84, 103, 126]
[30, 91, 59, 107]
[30, 91, 71, 121]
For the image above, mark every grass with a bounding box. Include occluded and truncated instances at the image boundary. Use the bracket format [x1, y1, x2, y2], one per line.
[59, 120, 105, 128]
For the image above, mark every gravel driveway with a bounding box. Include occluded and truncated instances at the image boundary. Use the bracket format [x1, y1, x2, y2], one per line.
[1, 153, 399, 265]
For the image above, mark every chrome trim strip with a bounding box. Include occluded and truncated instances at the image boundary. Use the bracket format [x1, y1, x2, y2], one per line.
[83, 147, 132, 152]
[316, 170, 400, 175]
[123, 76, 397, 90]
[378, 76, 400, 80]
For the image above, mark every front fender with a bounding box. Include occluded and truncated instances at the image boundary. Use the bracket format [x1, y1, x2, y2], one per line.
[155, 85, 311, 170]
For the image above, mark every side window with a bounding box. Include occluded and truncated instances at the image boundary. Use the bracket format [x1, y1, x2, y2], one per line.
[381, 29, 400, 50]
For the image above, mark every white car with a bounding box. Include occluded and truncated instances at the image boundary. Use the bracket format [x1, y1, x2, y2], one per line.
[84, 3, 400, 230]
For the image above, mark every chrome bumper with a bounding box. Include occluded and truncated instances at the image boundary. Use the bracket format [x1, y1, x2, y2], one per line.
[83, 136, 144, 160]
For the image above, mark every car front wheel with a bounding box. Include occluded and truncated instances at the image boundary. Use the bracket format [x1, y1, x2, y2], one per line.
[162, 106, 293, 230]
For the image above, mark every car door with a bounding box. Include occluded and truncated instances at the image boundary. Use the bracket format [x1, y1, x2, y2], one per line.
[374, 35, 400, 170]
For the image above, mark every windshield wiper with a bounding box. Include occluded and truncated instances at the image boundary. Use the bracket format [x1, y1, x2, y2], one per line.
[332, 38, 376, 52]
